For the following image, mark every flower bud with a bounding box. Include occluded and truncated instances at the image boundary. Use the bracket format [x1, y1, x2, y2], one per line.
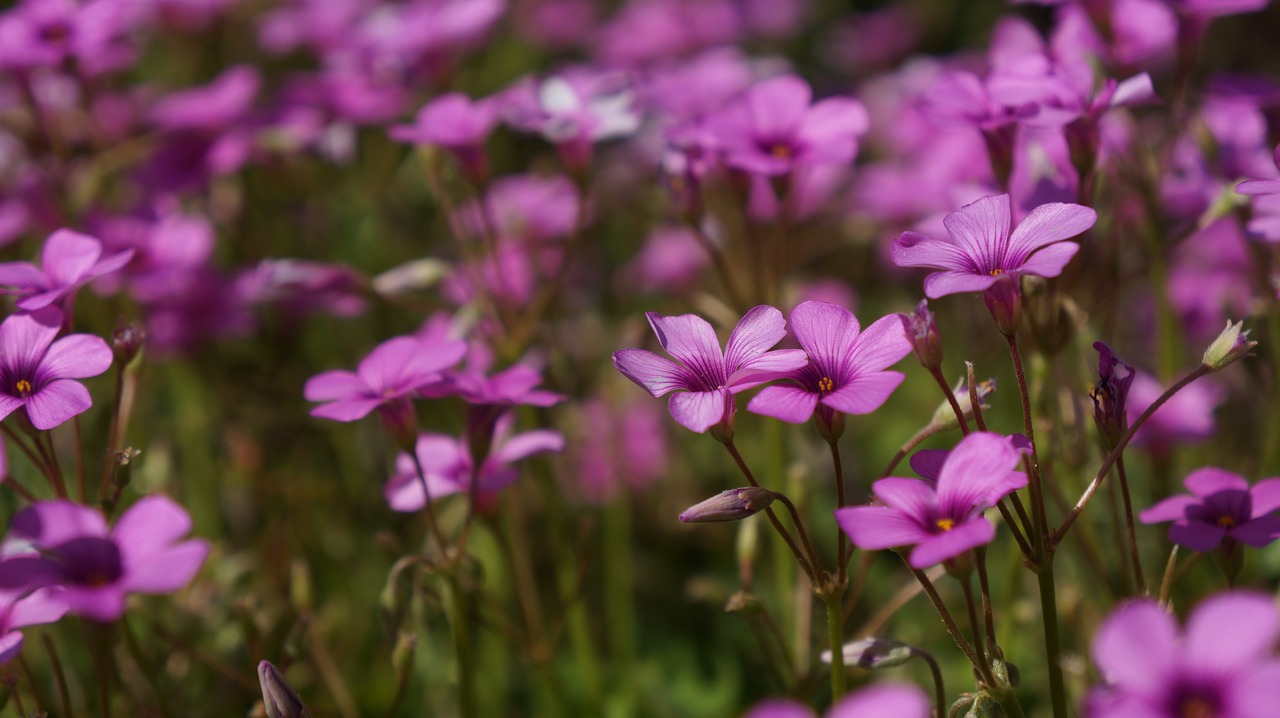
[679, 487, 775, 523]
[900, 300, 943, 370]
[111, 320, 146, 366]
[1090, 341, 1134, 450]
[258, 661, 311, 718]
[932, 378, 995, 430]
[1202, 320, 1256, 371]
[982, 277, 1022, 337]
[820, 638, 915, 670]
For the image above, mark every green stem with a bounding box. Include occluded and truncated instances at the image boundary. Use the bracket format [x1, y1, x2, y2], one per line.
[43, 634, 74, 718]
[446, 576, 476, 718]
[928, 366, 970, 435]
[722, 439, 817, 581]
[1036, 561, 1068, 718]
[829, 438, 850, 583]
[824, 592, 846, 701]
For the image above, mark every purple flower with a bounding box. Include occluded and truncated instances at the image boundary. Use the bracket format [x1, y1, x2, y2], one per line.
[835, 432, 1028, 569]
[501, 68, 640, 170]
[0, 307, 112, 430]
[0, 496, 209, 622]
[1091, 342, 1136, 448]
[0, 583, 66, 664]
[0, 229, 134, 313]
[384, 418, 564, 512]
[389, 93, 497, 182]
[613, 306, 808, 434]
[702, 75, 869, 177]
[304, 334, 467, 422]
[746, 301, 911, 431]
[744, 683, 930, 718]
[1086, 592, 1280, 718]
[1126, 372, 1221, 452]
[1139, 468, 1280, 551]
[892, 194, 1097, 299]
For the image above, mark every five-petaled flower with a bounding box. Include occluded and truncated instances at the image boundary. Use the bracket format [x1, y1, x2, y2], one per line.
[747, 300, 912, 437]
[836, 432, 1027, 568]
[613, 305, 808, 434]
[0, 229, 134, 315]
[304, 334, 467, 422]
[1139, 467, 1280, 551]
[0, 306, 113, 430]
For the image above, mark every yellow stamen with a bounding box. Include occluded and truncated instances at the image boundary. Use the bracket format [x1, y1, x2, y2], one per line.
[935, 518, 956, 532]
[14, 379, 31, 395]
[989, 268, 1004, 276]
[818, 377, 833, 393]
[1218, 515, 1236, 528]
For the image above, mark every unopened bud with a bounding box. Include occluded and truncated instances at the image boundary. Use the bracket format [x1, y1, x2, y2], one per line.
[982, 278, 1023, 337]
[1202, 320, 1256, 371]
[951, 691, 1002, 718]
[820, 638, 915, 670]
[932, 378, 995, 430]
[111, 320, 146, 366]
[901, 300, 943, 370]
[680, 487, 775, 523]
[258, 661, 311, 718]
[1090, 342, 1134, 450]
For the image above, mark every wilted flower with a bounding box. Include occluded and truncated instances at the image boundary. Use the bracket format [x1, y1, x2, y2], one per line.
[1091, 342, 1136, 449]
[900, 299, 942, 370]
[0, 307, 113, 430]
[0, 496, 209, 622]
[836, 432, 1027, 568]
[1139, 468, 1280, 551]
[1086, 592, 1280, 717]
[613, 306, 807, 435]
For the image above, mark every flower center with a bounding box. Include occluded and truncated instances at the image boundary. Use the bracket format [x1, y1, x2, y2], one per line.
[1180, 697, 1216, 718]
[818, 376, 834, 393]
[15, 379, 32, 396]
[989, 268, 1004, 276]
[770, 144, 791, 160]
[1217, 515, 1236, 528]
[935, 518, 956, 532]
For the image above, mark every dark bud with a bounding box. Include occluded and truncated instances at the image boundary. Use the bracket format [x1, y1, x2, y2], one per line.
[111, 320, 146, 366]
[258, 661, 311, 718]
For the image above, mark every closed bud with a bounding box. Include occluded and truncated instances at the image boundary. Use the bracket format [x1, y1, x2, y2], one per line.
[679, 487, 775, 523]
[982, 278, 1023, 337]
[111, 320, 146, 366]
[932, 378, 995, 430]
[1202, 320, 1256, 371]
[951, 690, 1004, 718]
[900, 300, 943, 370]
[258, 661, 311, 718]
[820, 638, 916, 670]
[1090, 342, 1134, 450]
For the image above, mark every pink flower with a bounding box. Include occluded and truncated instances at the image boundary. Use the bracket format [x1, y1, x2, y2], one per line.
[0, 229, 133, 313]
[0, 307, 113, 430]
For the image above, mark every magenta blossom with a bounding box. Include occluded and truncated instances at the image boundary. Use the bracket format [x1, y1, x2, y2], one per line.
[893, 194, 1097, 299]
[0, 541, 66, 664]
[304, 334, 467, 422]
[384, 417, 565, 512]
[747, 301, 911, 434]
[702, 74, 869, 177]
[1139, 468, 1280, 551]
[0, 496, 209, 622]
[0, 307, 113, 430]
[390, 93, 498, 181]
[744, 682, 930, 718]
[836, 432, 1028, 569]
[613, 306, 808, 434]
[1087, 592, 1280, 718]
[0, 229, 134, 313]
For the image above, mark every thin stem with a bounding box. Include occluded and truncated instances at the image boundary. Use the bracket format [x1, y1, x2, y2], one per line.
[928, 366, 970, 435]
[18, 655, 45, 716]
[1054, 365, 1213, 546]
[914, 649, 947, 718]
[2, 425, 56, 493]
[446, 576, 476, 718]
[43, 634, 74, 718]
[409, 450, 450, 553]
[1005, 335, 1046, 540]
[965, 362, 988, 432]
[41, 432, 66, 500]
[975, 548, 999, 654]
[98, 359, 127, 501]
[902, 558, 984, 676]
[960, 575, 994, 686]
[995, 500, 1034, 560]
[829, 438, 850, 582]
[1158, 545, 1180, 607]
[1115, 456, 1147, 594]
[1036, 562, 1068, 718]
[722, 440, 817, 581]
[770, 492, 821, 579]
[824, 592, 846, 701]
[880, 424, 942, 478]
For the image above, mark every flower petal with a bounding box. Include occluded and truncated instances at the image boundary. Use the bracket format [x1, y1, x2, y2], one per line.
[908, 517, 994, 568]
[113, 495, 193, 555]
[1230, 514, 1280, 548]
[1183, 592, 1280, 675]
[309, 398, 384, 422]
[41, 229, 103, 288]
[38, 334, 112, 380]
[667, 389, 728, 433]
[724, 305, 789, 376]
[121, 540, 209, 593]
[942, 194, 1012, 273]
[646, 312, 724, 387]
[1167, 521, 1226, 551]
[613, 349, 695, 397]
[0, 308, 60, 375]
[871, 477, 935, 519]
[12, 500, 109, 546]
[844, 314, 911, 375]
[1016, 242, 1079, 279]
[746, 385, 819, 424]
[835, 505, 931, 551]
[891, 231, 971, 271]
[822, 371, 906, 415]
[24, 380, 92, 430]
[492, 429, 565, 464]
[1091, 599, 1177, 693]
[789, 300, 857, 375]
[303, 370, 367, 402]
[923, 270, 999, 298]
[1184, 467, 1249, 497]
[828, 684, 930, 718]
[935, 432, 1026, 517]
[1006, 202, 1096, 264]
[746, 75, 811, 137]
[909, 449, 947, 482]
[1230, 661, 1280, 718]
[1138, 495, 1198, 524]
[7, 588, 67, 629]
[1251, 478, 1280, 516]
[729, 349, 809, 391]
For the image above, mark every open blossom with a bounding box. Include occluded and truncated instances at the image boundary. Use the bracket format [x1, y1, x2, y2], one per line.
[0, 307, 113, 430]
[390, 93, 498, 181]
[746, 301, 911, 432]
[1139, 468, 1280, 551]
[836, 432, 1027, 568]
[892, 194, 1097, 299]
[0, 229, 134, 313]
[0, 541, 66, 664]
[744, 683, 930, 718]
[304, 334, 467, 421]
[613, 306, 808, 434]
[702, 75, 869, 177]
[0, 496, 209, 622]
[1087, 592, 1280, 718]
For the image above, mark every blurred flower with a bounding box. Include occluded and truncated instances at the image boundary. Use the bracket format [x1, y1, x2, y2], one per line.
[0, 228, 133, 313]
[501, 68, 640, 170]
[744, 682, 931, 718]
[613, 305, 807, 434]
[679, 487, 776, 523]
[566, 394, 666, 504]
[0, 0, 138, 74]
[237, 259, 367, 319]
[142, 65, 260, 189]
[747, 301, 911, 438]
[0, 496, 208, 622]
[836, 432, 1027, 569]
[1202, 320, 1256, 371]
[702, 75, 869, 177]
[383, 415, 564, 511]
[389, 93, 497, 182]
[1140, 467, 1280, 551]
[622, 226, 709, 294]
[0, 541, 65, 664]
[1086, 592, 1280, 717]
[1126, 371, 1221, 451]
[0, 307, 112, 430]
[455, 173, 580, 244]
[304, 334, 466, 422]
[900, 299, 943, 370]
